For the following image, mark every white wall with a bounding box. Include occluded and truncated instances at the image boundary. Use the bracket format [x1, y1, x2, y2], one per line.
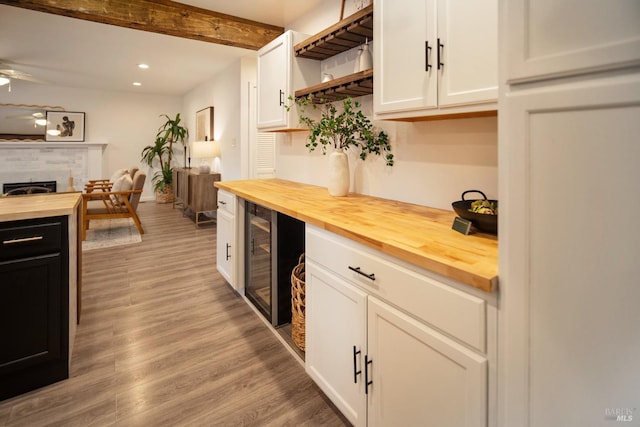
[183, 56, 256, 182]
[0, 81, 182, 200]
[279, 1, 498, 210]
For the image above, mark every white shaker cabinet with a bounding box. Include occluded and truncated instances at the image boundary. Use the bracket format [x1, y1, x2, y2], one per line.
[498, 1, 640, 426]
[504, 0, 640, 84]
[367, 296, 487, 427]
[216, 189, 238, 291]
[256, 30, 319, 131]
[305, 224, 493, 427]
[500, 73, 640, 427]
[305, 262, 368, 427]
[374, 0, 497, 119]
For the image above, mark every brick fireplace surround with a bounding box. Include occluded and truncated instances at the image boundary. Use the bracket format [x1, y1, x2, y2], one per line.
[0, 141, 107, 194]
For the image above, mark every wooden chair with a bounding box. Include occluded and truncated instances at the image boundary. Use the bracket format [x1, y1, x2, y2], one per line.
[84, 167, 139, 193]
[82, 170, 146, 240]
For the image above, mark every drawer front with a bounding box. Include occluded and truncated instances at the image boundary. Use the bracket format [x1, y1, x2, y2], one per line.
[217, 190, 236, 215]
[0, 218, 63, 261]
[306, 225, 487, 353]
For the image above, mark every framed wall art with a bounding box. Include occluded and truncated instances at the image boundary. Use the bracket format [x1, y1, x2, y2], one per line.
[45, 111, 85, 142]
[196, 106, 214, 141]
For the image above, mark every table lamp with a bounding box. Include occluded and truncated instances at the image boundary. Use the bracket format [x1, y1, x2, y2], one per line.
[191, 139, 220, 173]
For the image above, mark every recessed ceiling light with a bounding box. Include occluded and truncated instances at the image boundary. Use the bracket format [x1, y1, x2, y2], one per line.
[133, 82, 142, 86]
[138, 63, 149, 69]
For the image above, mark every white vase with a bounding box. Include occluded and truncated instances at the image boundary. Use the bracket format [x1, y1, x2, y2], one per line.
[354, 47, 364, 73]
[328, 149, 350, 197]
[359, 42, 373, 71]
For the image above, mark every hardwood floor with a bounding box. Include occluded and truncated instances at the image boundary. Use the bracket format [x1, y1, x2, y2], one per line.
[0, 202, 350, 426]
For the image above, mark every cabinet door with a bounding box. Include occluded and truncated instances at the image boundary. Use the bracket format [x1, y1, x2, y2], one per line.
[367, 296, 487, 427]
[216, 208, 235, 289]
[504, 0, 640, 83]
[437, 0, 497, 106]
[0, 254, 69, 400]
[306, 259, 367, 427]
[374, 0, 437, 114]
[257, 32, 290, 129]
[499, 75, 640, 427]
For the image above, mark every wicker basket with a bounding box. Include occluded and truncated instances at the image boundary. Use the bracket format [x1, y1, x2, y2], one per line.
[155, 185, 175, 204]
[291, 254, 306, 351]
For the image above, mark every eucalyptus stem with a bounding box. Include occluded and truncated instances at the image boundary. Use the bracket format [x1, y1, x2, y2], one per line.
[288, 95, 394, 167]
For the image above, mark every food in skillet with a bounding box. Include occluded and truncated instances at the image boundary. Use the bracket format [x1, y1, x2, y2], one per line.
[469, 200, 497, 215]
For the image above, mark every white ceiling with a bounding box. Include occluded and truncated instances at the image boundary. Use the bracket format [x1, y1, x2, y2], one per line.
[0, 1, 323, 96]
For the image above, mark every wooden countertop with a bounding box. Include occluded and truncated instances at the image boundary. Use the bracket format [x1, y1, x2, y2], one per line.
[0, 193, 82, 222]
[215, 179, 498, 292]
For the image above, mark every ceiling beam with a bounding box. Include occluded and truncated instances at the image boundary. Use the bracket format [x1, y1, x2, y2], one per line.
[0, 0, 284, 50]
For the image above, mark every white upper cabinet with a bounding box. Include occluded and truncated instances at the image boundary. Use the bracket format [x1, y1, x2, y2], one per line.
[374, 0, 437, 113]
[374, 0, 498, 120]
[256, 30, 319, 131]
[504, 0, 640, 84]
[436, 0, 498, 107]
[257, 33, 289, 129]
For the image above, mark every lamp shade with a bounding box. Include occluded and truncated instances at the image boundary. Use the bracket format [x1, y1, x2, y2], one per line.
[0, 76, 9, 86]
[191, 140, 220, 159]
[191, 140, 220, 173]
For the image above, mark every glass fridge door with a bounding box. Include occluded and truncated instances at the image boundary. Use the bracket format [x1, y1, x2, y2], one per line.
[245, 202, 272, 321]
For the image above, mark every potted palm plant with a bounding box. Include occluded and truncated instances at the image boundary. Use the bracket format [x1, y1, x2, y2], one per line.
[290, 95, 393, 196]
[141, 113, 189, 203]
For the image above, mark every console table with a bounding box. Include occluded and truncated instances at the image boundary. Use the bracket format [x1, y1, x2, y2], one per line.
[173, 168, 221, 227]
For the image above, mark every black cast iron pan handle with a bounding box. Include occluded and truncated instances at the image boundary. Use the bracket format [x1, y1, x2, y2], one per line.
[461, 190, 488, 201]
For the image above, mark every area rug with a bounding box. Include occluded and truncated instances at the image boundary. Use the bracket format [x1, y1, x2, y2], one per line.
[82, 218, 142, 251]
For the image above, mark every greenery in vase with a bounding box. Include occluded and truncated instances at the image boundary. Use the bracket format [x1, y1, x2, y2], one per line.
[289, 95, 394, 166]
[140, 113, 189, 191]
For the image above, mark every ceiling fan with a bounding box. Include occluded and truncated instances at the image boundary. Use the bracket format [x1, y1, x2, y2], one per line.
[0, 61, 48, 90]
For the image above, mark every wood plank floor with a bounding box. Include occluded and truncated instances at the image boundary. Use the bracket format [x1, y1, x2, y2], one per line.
[0, 202, 350, 426]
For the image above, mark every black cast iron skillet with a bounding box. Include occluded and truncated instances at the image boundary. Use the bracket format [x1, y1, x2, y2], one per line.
[451, 190, 498, 235]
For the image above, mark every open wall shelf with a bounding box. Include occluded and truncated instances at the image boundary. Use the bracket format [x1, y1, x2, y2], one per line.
[294, 5, 374, 60]
[293, 5, 374, 103]
[294, 69, 373, 103]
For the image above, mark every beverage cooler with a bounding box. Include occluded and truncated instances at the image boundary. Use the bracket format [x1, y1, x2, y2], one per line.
[244, 201, 304, 327]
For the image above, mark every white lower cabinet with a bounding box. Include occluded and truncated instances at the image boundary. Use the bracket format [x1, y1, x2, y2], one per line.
[305, 224, 492, 426]
[306, 261, 367, 426]
[216, 190, 238, 290]
[367, 296, 487, 427]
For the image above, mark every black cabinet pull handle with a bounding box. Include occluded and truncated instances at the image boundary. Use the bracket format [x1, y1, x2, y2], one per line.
[365, 355, 373, 394]
[353, 346, 362, 384]
[218, 200, 226, 206]
[348, 266, 375, 281]
[279, 90, 284, 106]
[226, 243, 231, 261]
[437, 38, 444, 70]
[425, 40, 432, 71]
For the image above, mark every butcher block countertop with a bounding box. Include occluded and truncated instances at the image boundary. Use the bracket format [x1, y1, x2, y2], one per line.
[215, 179, 498, 292]
[0, 193, 82, 222]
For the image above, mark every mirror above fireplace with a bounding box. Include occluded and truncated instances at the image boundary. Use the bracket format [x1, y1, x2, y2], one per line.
[0, 103, 65, 141]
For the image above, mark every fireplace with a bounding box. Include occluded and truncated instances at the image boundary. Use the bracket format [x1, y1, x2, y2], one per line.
[0, 141, 107, 196]
[3, 181, 57, 195]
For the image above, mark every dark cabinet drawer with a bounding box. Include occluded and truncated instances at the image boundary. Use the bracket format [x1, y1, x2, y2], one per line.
[0, 217, 63, 261]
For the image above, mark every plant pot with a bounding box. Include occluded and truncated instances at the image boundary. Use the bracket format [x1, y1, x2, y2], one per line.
[328, 149, 349, 196]
[155, 184, 174, 204]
